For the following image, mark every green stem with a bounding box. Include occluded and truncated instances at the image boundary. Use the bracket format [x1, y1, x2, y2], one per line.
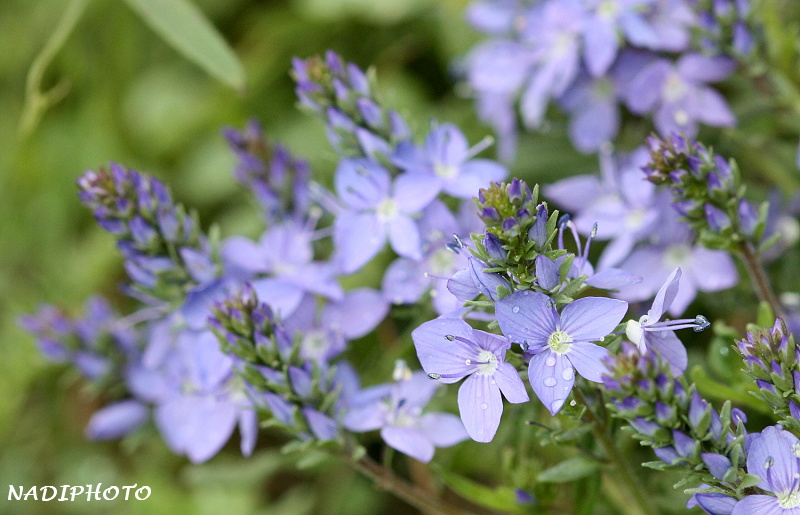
[19, 0, 91, 138]
[344, 452, 477, 515]
[574, 387, 658, 515]
[737, 240, 784, 318]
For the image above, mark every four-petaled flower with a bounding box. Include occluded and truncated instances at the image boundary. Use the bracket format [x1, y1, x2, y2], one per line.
[732, 426, 800, 514]
[497, 291, 627, 414]
[412, 317, 529, 442]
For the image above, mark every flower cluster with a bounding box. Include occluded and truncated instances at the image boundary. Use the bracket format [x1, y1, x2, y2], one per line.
[546, 144, 739, 313]
[603, 342, 748, 491]
[463, 0, 737, 157]
[77, 164, 218, 302]
[735, 318, 800, 431]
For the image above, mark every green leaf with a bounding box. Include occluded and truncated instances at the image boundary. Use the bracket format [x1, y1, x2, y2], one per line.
[435, 467, 524, 514]
[537, 456, 600, 483]
[123, 0, 246, 91]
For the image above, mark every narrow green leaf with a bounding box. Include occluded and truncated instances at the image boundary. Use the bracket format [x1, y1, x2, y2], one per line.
[537, 456, 600, 483]
[123, 0, 246, 91]
[435, 467, 524, 514]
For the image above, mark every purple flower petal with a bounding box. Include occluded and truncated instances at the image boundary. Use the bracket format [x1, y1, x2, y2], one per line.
[648, 331, 688, 374]
[566, 342, 609, 382]
[155, 395, 238, 464]
[323, 288, 389, 340]
[647, 267, 682, 322]
[730, 495, 784, 515]
[389, 215, 423, 260]
[584, 17, 618, 77]
[745, 426, 800, 494]
[560, 297, 628, 342]
[496, 291, 558, 351]
[393, 172, 441, 214]
[334, 211, 386, 274]
[458, 373, 503, 442]
[335, 158, 389, 210]
[419, 412, 469, 447]
[677, 54, 736, 83]
[85, 400, 148, 440]
[528, 350, 574, 415]
[381, 426, 435, 462]
[239, 409, 258, 457]
[412, 317, 478, 384]
[494, 361, 529, 403]
[344, 402, 388, 432]
[444, 160, 508, 199]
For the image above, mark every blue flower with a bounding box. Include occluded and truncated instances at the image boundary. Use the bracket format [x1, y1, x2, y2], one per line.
[497, 291, 627, 414]
[412, 317, 528, 442]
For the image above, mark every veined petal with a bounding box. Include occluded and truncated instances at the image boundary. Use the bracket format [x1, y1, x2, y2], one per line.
[566, 342, 609, 382]
[334, 158, 389, 210]
[528, 350, 574, 415]
[334, 211, 386, 274]
[647, 267, 682, 322]
[458, 373, 503, 442]
[381, 426, 435, 463]
[496, 291, 558, 350]
[745, 426, 800, 494]
[323, 288, 389, 340]
[730, 496, 784, 515]
[393, 173, 441, 214]
[494, 362, 529, 404]
[389, 215, 423, 260]
[412, 317, 479, 383]
[419, 412, 469, 447]
[561, 297, 628, 342]
[648, 331, 688, 374]
[444, 160, 508, 199]
[426, 123, 469, 166]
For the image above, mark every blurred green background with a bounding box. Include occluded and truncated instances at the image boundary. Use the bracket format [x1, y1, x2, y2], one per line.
[2, 0, 800, 513]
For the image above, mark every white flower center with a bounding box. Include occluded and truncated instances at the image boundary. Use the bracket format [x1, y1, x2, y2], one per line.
[302, 330, 328, 359]
[475, 350, 499, 376]
[434, 163, 458, 179]
[547, 331, 573, 354]
[779, 490, 800, 509]
[665, 244, 691, 268]
[597, 0, 619, 18]
[626, 318, 647, 346]
[376, 198, 398, 222]
[663, 73, 687, 102]
[429, 248, 455, 276]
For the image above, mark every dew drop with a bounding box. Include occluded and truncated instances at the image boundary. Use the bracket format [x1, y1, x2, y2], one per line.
[522, 291, 529, 296]
[765, 457, 775, 469]
[562, 368, 574, 381]
[445, 334, 455, 341]
[545, 356, 556, 366]
[428, 373, 441, 380]
[465, 359, 472, 365]
[481, 403, 488, 410]
[794, 442, 800, 458]
[490, 380, 496, 385]
[512, 306, 520, 314]
[550, 400, 564, 412]
[569, 400, 577, 407]
[543, 377, 557, 387]
[563, 386, 569, 391]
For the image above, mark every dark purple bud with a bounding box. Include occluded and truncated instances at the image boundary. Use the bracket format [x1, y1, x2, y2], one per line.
[508, 178, 524, 203]
[689, 391, 710, 432]
[737, 199, 758, 236]
[730, 408, 747, 425]
[630, 417, 662, 439]
[701, 453, 732, 480]
[705, 203, 731, 231]
[481, 206, 501, 221]
[535, 255, 559, 290]
[756, 379, 777, 394]
[528, 203, 549, 248]
[654, 446, 681, 465]
[655, 401, 675, 426]
[483, 232, 507, 262]
[672, 430, 698, 457]
[502, 217, 518, 232]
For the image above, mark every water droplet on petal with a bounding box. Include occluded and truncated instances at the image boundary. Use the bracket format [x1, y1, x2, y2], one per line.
[512, 306, 520, 314]
[543, 377, 557, 387]
[765, 457, 774, 469]
[465, 359, 472, 365]
[445, 334, 455, 341]
[428, 373, 441, 380]
[522, 291, 529, 296]
[562, 368, 574, 381]
[545, 356, 556, 366]
[481, 403, 488, 410]
[490, 380, 496, 385]
[550, 400, 564, 412]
